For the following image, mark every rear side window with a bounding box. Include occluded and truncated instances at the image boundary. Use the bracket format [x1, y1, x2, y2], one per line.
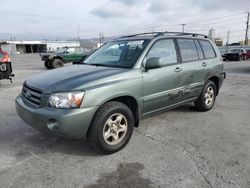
[177, 39, 198, 62]
[199, 40, 216, 58]
[146, 39, 177, 65]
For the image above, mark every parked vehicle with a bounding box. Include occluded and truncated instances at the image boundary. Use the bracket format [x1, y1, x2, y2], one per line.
[40, 47, 92, 69]
[222, 48, 247, 61]
[0, 48, 14, 82]
[245, 50, 250, 60]
[16, 32, 225, 154]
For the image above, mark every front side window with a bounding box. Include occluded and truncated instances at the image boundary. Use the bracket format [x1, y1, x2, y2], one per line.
[146, 39, 177, 65]
[177, 39, 199, 62]
[84, 40, 150, 68]
[199, 40, 216, 58]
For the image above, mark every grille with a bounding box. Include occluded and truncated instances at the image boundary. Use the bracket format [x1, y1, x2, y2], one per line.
[22, 84, 42, 106]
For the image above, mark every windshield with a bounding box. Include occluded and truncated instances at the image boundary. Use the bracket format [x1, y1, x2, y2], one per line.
[83, 39, 150, 68]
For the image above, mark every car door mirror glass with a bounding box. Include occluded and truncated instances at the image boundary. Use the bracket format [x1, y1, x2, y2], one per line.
[145, 57, 163, 69]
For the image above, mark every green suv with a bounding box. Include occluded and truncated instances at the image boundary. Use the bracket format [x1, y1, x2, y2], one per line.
[40, 47, 92, 69]
[16, 32, 225, 154]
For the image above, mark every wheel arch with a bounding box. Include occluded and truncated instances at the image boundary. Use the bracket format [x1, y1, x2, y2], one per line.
[107, 96, 140, 127]
[208, 76, 219, 95]
[91, 95, 140, 128]
[52, 56, 63, 61]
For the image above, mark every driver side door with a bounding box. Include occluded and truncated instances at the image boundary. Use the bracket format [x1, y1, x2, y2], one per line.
[142, 39, 184, 115]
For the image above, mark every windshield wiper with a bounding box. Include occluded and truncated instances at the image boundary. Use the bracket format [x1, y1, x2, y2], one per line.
[80, 63, 126, 68]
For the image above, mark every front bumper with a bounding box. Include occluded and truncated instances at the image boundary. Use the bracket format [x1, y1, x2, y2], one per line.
[15, 95, 97, 139]
[0, 62, 14, 81]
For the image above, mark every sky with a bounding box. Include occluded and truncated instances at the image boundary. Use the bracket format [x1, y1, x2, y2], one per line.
[0, 0, 249, 43]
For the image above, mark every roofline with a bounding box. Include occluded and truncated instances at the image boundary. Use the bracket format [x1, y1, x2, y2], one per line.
[119, 31, 208, 39]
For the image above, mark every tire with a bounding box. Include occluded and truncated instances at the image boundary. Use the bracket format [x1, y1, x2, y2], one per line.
[88, 101, 134, 154]
[194, 81, 217, 112]
[44, 60, 52, 69]
[51, 58, 64, 69]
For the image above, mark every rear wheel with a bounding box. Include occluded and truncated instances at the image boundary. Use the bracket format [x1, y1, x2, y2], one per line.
[195, 81, 217, 111]
[44, 60, 52, 69]
[88, 101, 134, 154]
[51, 58, 64, 69]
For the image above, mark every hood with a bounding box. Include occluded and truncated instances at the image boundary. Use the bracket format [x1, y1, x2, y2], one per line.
[25, 65, 127, 93]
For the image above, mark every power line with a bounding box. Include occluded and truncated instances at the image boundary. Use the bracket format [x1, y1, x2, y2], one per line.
[183, 13, 245, 25]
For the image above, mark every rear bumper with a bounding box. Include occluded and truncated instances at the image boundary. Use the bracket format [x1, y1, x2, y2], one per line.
[15, 94, 97, 139]
[218, 72, 226, 90]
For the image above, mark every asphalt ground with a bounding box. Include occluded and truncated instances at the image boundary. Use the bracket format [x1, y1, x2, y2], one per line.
[0, 54, 250, 188]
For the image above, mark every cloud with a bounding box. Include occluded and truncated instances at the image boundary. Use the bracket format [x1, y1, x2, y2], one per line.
[91, 6, 127, 18]
[190, 0, 250, 11]
[147, 2, 168, 13]
[0, 0, 248, 43]
[110, 0, 141, 6]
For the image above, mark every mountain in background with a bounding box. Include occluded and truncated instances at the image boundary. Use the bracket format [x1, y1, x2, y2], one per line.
[0, 32, 116, 49]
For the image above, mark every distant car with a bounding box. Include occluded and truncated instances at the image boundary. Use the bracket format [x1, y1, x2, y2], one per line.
[245, 50, 250, 60]
[222, 48, 247, 61]
[40, 47, 92, 69]
[0, 49, 14, 82]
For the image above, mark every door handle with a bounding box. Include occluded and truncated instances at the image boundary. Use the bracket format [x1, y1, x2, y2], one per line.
[174, 67, 182, 72]
[202, 62, 207, 67]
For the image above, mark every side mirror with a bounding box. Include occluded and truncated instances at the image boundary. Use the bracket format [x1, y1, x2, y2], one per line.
[145, 57, 163, 70]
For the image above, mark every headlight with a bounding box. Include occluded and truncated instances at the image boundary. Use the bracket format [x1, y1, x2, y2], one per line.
[49, 55, 53, 60]
[48, 91, 84, 109]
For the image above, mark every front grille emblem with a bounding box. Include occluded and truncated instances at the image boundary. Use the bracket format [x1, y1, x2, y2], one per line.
[25, 91, 31, 99]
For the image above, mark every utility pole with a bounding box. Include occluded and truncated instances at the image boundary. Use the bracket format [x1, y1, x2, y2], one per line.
[99, 32, 104, 46]
[244, 12, 249, 45]
[226, 31, 230, 51]
[151, 26, 155, 34]
[181, 24, 186, 32]
[226, 31, 230, 45]
[77, 24, 80, 40]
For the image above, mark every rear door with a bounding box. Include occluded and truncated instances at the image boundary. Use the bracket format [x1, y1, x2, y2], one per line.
[198, 39, 218, 80]
[142, 39, 184, 115]
[176, 38, 206, 100]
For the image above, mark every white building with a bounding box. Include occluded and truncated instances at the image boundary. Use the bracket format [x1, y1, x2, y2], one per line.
[0, 40, 80, 54]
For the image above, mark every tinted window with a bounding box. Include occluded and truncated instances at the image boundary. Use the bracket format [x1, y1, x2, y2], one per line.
[195, 40, 204, 59]
[146, 39, 177, 65]
[177, 39, 198, 62]
[199, 40, 216, 58]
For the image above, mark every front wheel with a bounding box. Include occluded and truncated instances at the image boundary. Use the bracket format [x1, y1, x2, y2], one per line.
[51, 58, 64, 69]
[88, 101, 134, 154]
[195, 81, 217, 111]
[44, 60, 52, 69]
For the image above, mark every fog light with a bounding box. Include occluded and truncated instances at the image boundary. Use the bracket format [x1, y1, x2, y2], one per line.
[47, 119, 59, 130]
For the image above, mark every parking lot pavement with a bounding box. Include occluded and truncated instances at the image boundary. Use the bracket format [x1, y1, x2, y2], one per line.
[0, 54, 250, 188]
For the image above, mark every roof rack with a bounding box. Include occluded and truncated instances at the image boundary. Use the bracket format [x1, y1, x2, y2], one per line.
[120, 32, 163, 38]
[120, 31, 208, 39]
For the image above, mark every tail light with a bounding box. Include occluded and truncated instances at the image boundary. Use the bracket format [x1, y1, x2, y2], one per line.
[0, 54, 11, 63]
